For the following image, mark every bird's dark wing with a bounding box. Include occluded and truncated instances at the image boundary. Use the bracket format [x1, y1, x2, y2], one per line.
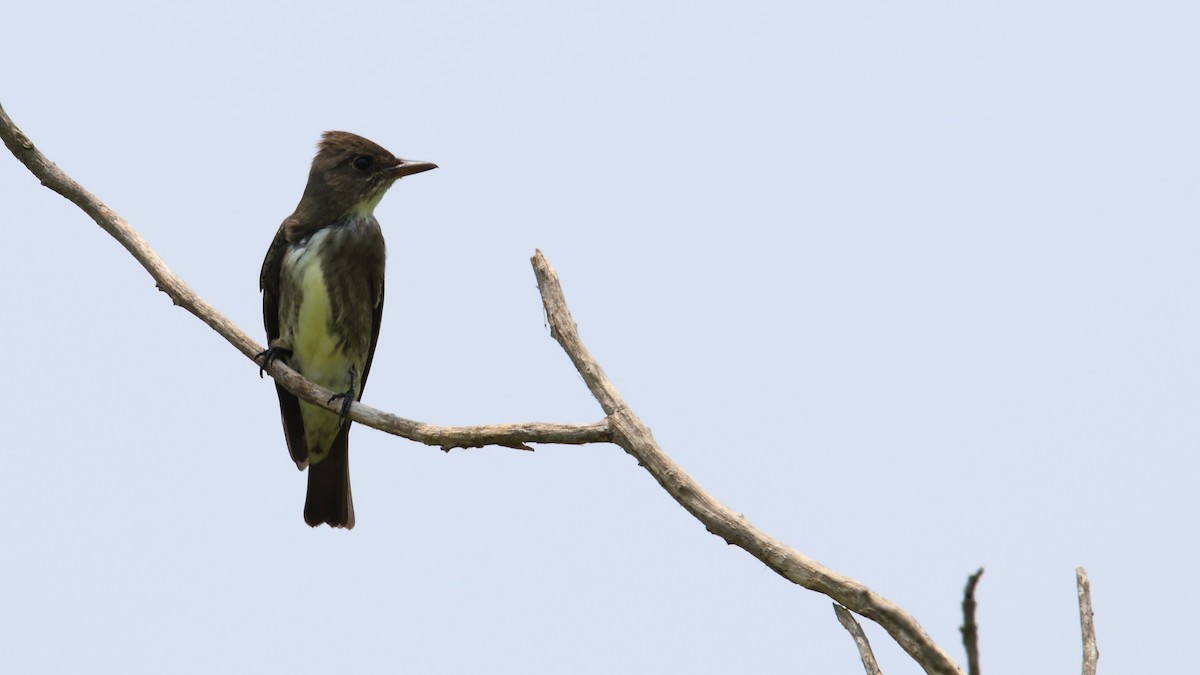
[358, 272, 384, 398]
[260, 223, 289, 338]
[261, 221, 309, 469]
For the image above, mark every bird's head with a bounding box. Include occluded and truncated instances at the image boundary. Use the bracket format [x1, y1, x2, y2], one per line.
[295, 130, 437, 222]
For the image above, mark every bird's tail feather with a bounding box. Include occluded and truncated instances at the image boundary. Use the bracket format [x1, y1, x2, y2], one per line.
[304, 426, 355, 529]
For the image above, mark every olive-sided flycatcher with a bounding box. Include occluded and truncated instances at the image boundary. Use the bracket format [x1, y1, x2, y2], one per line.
[259, 131, 436, 529]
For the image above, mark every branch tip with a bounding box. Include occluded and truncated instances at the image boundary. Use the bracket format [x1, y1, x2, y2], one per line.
[961, 567, 983, 675]
[1076, 567, 1099, 675]
[833, 604, 883, 675]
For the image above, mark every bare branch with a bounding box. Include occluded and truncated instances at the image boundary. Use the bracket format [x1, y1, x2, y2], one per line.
[1076, 567, 1099, 675]
[0, 101, 609, 452]
[531, 251, 962, 675]
[3, 99, 964, 675]
[960, 568, 983, 675]
[834, 604, 884, 675]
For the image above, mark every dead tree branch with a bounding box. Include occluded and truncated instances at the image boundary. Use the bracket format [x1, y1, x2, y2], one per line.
[834, 604, 884, 675]
[532, 251, 961, 674]
[3, 100, 962, 675]
[960, 568, 983, 675]
[1076, 567, 1099, 675]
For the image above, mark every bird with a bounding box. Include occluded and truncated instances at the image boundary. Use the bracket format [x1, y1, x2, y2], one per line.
[258, 131, 436, 529]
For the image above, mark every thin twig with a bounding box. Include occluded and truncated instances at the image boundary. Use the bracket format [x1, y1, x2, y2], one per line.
[834, 604, 884, 675]
[532, 251, 962, 675]
[1076, 567, 1099, 675]
[0, 101, 609, 452]
[960, 568, 983, 675]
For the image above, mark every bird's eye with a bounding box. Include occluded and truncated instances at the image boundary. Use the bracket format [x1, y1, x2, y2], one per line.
[352, 155, 373, 170]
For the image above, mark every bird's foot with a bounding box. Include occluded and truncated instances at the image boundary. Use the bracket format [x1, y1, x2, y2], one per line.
[256, 346, 292, 378]
[327, 366, 359, 422]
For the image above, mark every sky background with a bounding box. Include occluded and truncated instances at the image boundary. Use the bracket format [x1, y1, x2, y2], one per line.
[2, 2, 1197, 673]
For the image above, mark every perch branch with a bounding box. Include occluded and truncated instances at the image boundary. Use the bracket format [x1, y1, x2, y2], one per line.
[960, 568, 983, 675]
[1076, 567, 1099, 675]
[3, 99, 964, 675]
[0, 101, 609, 452]
[531, 251, 962, 675]
[834, 604, 884, 675]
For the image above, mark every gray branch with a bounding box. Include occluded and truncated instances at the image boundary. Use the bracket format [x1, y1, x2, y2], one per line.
[834, 604, 884, 675]
[1076, 567, 1099, 675]
[3, 100, 963, 675]
[960, 568, 983, 675]
[532, 252, 962, 674]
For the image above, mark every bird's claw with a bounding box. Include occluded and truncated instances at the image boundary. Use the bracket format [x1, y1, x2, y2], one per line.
[327, 366, 359, 422]
[256, 346, 292, 378]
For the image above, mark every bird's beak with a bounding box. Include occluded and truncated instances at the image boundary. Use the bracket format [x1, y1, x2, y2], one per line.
[388, 160, 438, 178]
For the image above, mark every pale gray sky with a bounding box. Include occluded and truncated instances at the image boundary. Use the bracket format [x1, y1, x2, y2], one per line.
[2, 2, 1197, 673]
